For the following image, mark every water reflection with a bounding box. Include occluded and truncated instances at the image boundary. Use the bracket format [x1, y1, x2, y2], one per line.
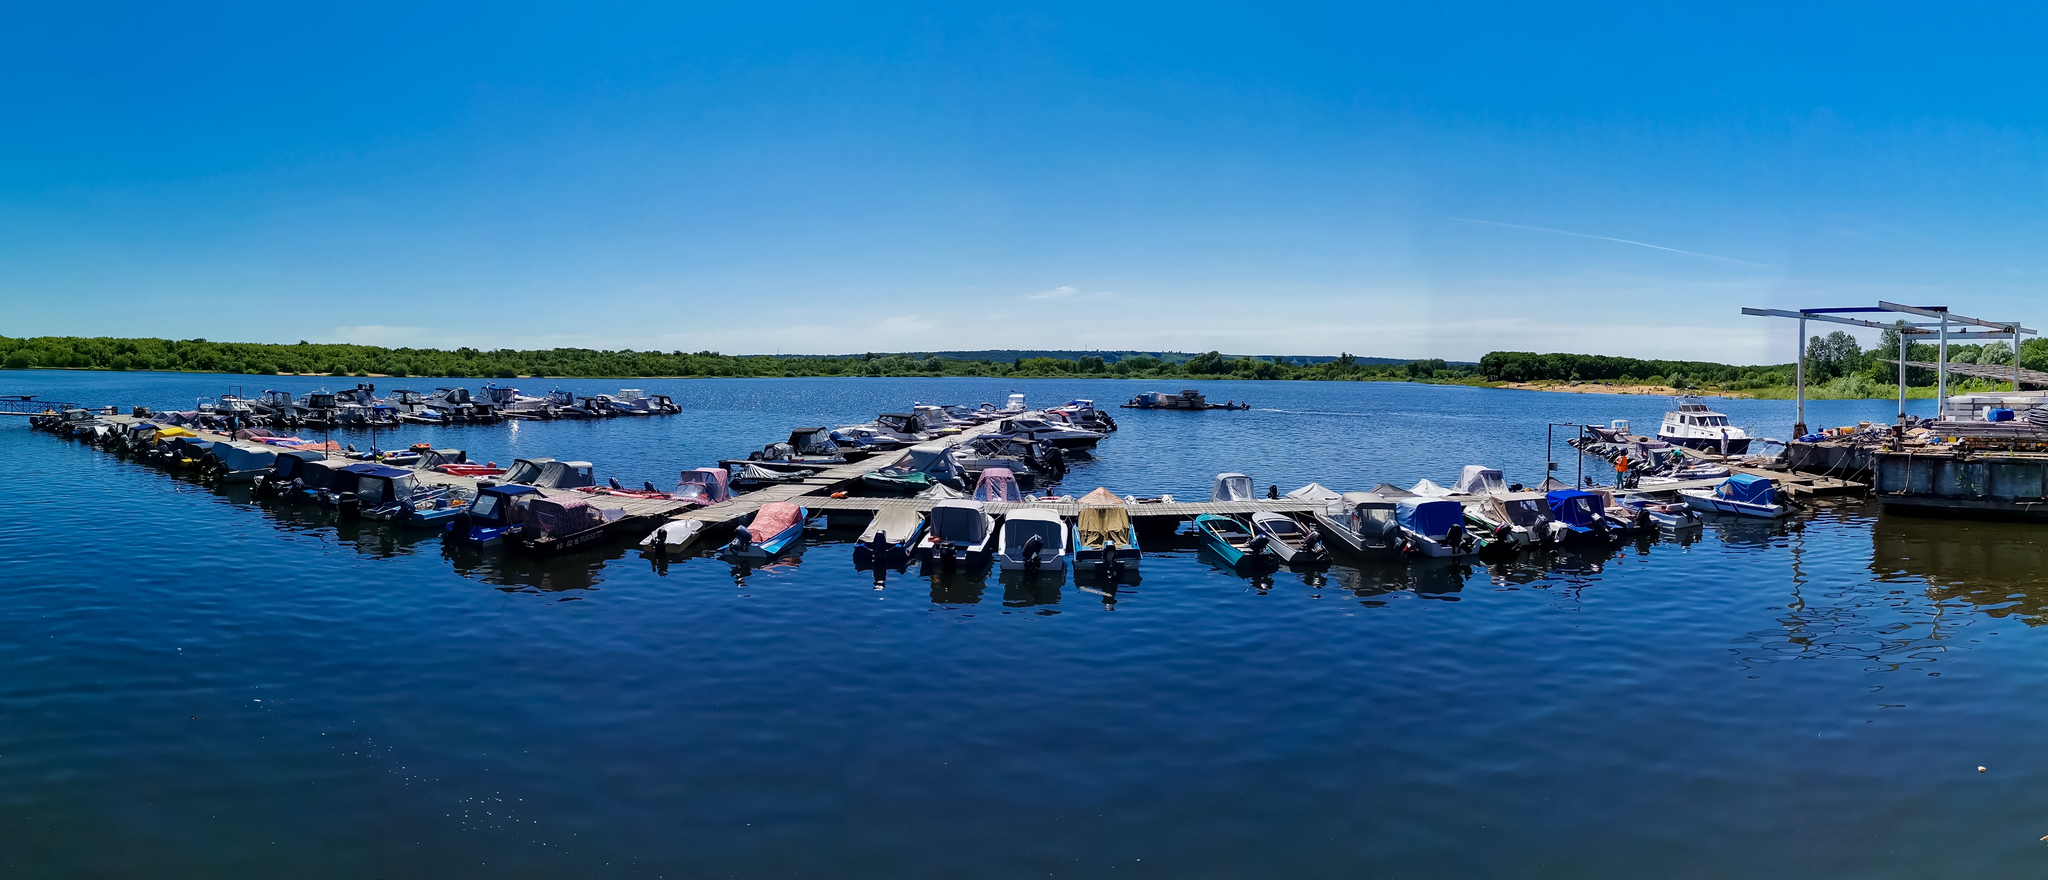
[1874, 508, 2048, 625]
[998, 567, 1066, 610]
[441, 540, 611, 594]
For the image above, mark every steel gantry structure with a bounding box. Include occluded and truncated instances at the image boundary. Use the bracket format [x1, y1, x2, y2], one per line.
[1740, 303, 2035, 436]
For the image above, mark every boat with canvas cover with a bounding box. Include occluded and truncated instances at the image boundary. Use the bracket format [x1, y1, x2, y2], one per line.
[203, 441, 279, 483]
[673, 468, 733, 507]
[990, 416, 1103, 450]
[515, 494, 635, 556]
[1211, 472, 1255, 502]
[996, 508, 1068, 573]
[852, 507, 927, 572]
[1073, 487, 1140, 579]
[1395, 498, 1481, 557]
[1464, 491, 1558, 548]
[719, 502, 806, 561]
[447, 484, 549, 546]
[861, 444, 965, 495]
[479, 384, 561, 419]
[1544, 490, 1617, 544]
[973, 467, 1024, 503]
[417, 448, 504, 478]
[1251, 511, 1327, 565]
[290, 459, 351, 504]
[1194, 513, 1276, 569]
[1450, 466, 1507, 496]
[252, 449, 327, 498]
[918, 500, 996, 570]
[1679, 474, 1789, 518]
[1313, 492, 1402, 558]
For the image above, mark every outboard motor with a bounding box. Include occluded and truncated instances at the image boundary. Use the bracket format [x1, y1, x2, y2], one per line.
[1247, 534, 1271, 558]
[1020, 534, 1045, 575]
[1445, 524, 1473, 554]
[937, 540, 959, 571]
[732, 526, 754, 555]
[1301, 525, 1325, 560]
[853, 531, 887, 570]
[337, 492, 361, 519]
[1096, 538, 1126, 582]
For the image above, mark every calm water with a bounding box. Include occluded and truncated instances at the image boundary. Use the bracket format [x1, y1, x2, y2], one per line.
[6, 371, 2047, 877]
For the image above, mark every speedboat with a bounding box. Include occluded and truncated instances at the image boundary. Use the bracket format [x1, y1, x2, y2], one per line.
[641, 520, 706, 555]
[719, 502, 806, 560]
[996, 508, 1068, 572]
[1002, 393, 1027, 413]
[1073, 487, 1140, 580]
[479, 384, 561, 419]
[862, 444, 965, 495]
[605, 389, 680, 415]
[1658, 398, 1753, 454]
[673, 468, 733, 507]
[990, 416, 1103, 450]
[1250, 511, 1328, 565]
[1621, 496, 1704, 530]
[1313, 492, 1402, 558]
[1680, 474, 1790, 518]
[919, 500, 997, 570]
[1394, 498, 1482, 557]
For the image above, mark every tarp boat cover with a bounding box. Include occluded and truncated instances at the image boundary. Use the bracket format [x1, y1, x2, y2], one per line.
[973, 467, 1022, 502]
[344, 464, 417, 507]
[215, 442, 278, 472]
[1546, 490, 1604, 527]
[1211, 473, 1254, 502]
[746, 503, 803, 542]
[1395, 498, 1465, 539]
[1284, 483, 1340, 503]
[1370, 483, 1418, 498]
[860, 508, 925, 544]
[927, 500, 992, 545]
[527, 496, 624, 537]
[1408, 479, 1453, 497]
[888, 443, 964, 482]
[1482, 492, 1552, 527]
[675, 468, 733, 504]
[917, 483, 969, 500]
[1715, 474, 1776, 505]
[1076, 487, 1133, 549]
[1451, 466, 1506, 496]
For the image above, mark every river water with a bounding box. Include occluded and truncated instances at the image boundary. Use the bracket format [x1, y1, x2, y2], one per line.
[5, 370, 2044, 877]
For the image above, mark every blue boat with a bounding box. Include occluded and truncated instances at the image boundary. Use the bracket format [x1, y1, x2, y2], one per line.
[1395, 498, 1482, 557]
[1194, 514, 1275, 569]
[1679, 473, 1789, 518]
[719, 502, 807, 561]
[1544, 490, 1615, 544]
[447, 484, 547, 546]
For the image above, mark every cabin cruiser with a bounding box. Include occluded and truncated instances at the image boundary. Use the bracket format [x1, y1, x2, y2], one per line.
[427, 387, 500, 422]
[251, 389, 310, 425]
[594, 389, 680, 416]
[990, 416, 1104, 450]
[1002, 393, 1028, 413]
[1658, 399, 1753, 454]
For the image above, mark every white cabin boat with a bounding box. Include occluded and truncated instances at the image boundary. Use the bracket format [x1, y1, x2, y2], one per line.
[1658, 400, 1752, 454]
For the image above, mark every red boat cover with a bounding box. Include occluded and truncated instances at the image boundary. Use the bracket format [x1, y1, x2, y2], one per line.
[748, 502, 801, 539]
[527, 496, 610, 537]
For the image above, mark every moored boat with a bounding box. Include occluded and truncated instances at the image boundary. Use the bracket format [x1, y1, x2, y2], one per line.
[918, 500, 997, 570]
[1073, 487, 1140, 580]
[719, 502, 807, 560]
[1679, 474, 1789, 518]
[1313, 492, 1402, 558]
[996, 508, 1068, 573]
[1193, 513, 1276, 569]
[1250, 511, 1328, 565]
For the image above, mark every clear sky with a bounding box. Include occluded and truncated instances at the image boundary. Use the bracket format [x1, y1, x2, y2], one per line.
[3, 2, 2044, 361]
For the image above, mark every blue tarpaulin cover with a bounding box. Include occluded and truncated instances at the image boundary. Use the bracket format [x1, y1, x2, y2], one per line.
[1546, 490, 1603, 526]
[1715, 474, 1775, 505]
[1395, 498, 1464, 538]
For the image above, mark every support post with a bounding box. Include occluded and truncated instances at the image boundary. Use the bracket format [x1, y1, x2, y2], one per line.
[1794, 316, 1807, 437]
[2016, 326, 2024, 394]
[1936, 313, 1949, 407]
[1897, 327, 1907, 424]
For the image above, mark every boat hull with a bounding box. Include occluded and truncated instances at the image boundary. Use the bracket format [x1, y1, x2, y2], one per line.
[1679, 491, 1787, 518]
[1660, 434, 1752, 455]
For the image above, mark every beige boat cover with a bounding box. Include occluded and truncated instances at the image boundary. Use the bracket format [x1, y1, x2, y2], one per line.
[1077, 489, 1132, 550]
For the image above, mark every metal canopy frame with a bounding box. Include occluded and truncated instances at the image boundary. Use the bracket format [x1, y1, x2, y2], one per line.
[1741, 303, 2036, 435]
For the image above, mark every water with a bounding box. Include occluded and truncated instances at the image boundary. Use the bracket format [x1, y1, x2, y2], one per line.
[5, 370, 2044, 877]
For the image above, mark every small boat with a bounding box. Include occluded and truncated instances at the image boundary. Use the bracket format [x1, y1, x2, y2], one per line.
[1680, 474, 1790, 518]
[1658, 398, 1753, 454]
[869, 413, 932, 443]
[727, 462, 813, 490]
[1544, 490, 1617, 544]
[852, 507, 927, 572]
[416, 448, 504, 478]
[1002, 393, 1027, 413]
[1193, 514, 1275, 568]
[830, 426, 909, 453]
[513, 494, 636, 556]
[576, 478, 673, 500]
[919, 500, 997, 570]
[990, 416, 1103, 450]
[719, 427, 852, 472]
[1394, 498, 1482, 557]
[861, 444, 965, 495]
[1211, 472, 1255, 502]
[252, 449, 327, 498]
[341, 463, 458, 520]
[973, 467, 1023, 502]
[1464, 491, 1557, 548]
[1250, 511, 1328, 565]
[292, 459, 351, 504]
[1313, 492, 1402, 558]
[1073, 487, 1140, 580]
[1047, 399, 1118, 432]
[719, 502, 807, 560]
[479, 384, 561, 419]
[604, 389, 680, 415]
[640, 520, 706, 555]
[1450, 465, 1507, 496]
[447, 484, 548, 546]
[500, 458, 596, 490]
[1620, 496, 1704, 530]
[674, 468, 733, 506]
[996, 508, 1068, 572]
[204, 441, 280, 483]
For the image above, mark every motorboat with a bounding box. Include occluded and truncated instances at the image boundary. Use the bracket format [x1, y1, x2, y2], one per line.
[545, 390, 603, 419]
[416, 448, 504, 478]
[640, 520, 707, 555]
[1544, 490, 1617, 544]
[852, 507, 927, 572]
[447, 484, 549, 545]
[673, 468, 733, 507]
[1250, 511, 1327, 565]
[1047, 399, 1118, 432]
[1313, 492, 1402, 558]
[996, 508, 1068, 572]
[338, 463, 451, 520]
[830, 426, 909, 453]
[869, 413, 931, 443]
[1073, 487, 1140, 580]
[479, 384, 561, 419]
[919, 500, 997, 570]
[720, 427, 851, 472]
[203, 441, 280, 483]
[1658, 399, 1753, 454]
[604, 389, 680, 415]
[1002, 393, 1027, 413]
[1394, 498, 1481, 557]
[990, 416, 1103, 450]
[500, 458, 560, 487]
[514, 494, 635, 556]
[1194, 514, 1276, 569]
[1211, 472, 1255, 502]
[252, 449, 327, 498]
[912, 405, 972, 433]
[1450, 465, 1506, 496]
[950, 437, 1049, 490]
[290, 459, 351, 504]
[728, 462, 813, 490]
[1680, 474, 1790, 518]
[1119, 389, 1249, 410]
[1464, 491, 1557, 548]
[719, 502, 806, 560]
[972, 467, 1024, 502]
[1620, 496, 1704, 530]
[861, 444, 965, 495]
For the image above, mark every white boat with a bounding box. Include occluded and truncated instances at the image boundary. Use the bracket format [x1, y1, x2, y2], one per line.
[1002, 393, 1027, 413]
[1313, 492, 1402, 558]
[996, 508, 1068, 572]
[1680, 474, 1789, 518]
[1658, 399, 1753, 454]
[640, 520, 706, 554]
[1250, 511, 1327, 564]
[919, 500, 997, 569]
[991, 416, 1104, 449]
[1450, 465, 1506, 496]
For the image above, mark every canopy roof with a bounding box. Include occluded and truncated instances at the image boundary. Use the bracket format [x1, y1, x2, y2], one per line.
[676, 468, 732, 504]
[973, 467, 1022, 502]
[928, 500, 991, 543]
[1716, 473, 1776, 505]
[1077, 487, 1125, 508]
[1451, 466, 1506, 496]
[1211, 473, 1254, 502]
[1284, 483, 1341, 503]
[1408, 479, 1453, 497]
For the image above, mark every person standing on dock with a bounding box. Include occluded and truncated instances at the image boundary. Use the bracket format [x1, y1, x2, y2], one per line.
[1615, 454, 1631, 489]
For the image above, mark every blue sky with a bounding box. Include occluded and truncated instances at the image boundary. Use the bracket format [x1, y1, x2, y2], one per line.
[3, 2, 2044, 361]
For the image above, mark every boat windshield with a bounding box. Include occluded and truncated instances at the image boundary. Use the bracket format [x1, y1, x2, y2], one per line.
[358, 478, 388, 507]
[504, 461, 543, 484]
[471, 494, 503, 520]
